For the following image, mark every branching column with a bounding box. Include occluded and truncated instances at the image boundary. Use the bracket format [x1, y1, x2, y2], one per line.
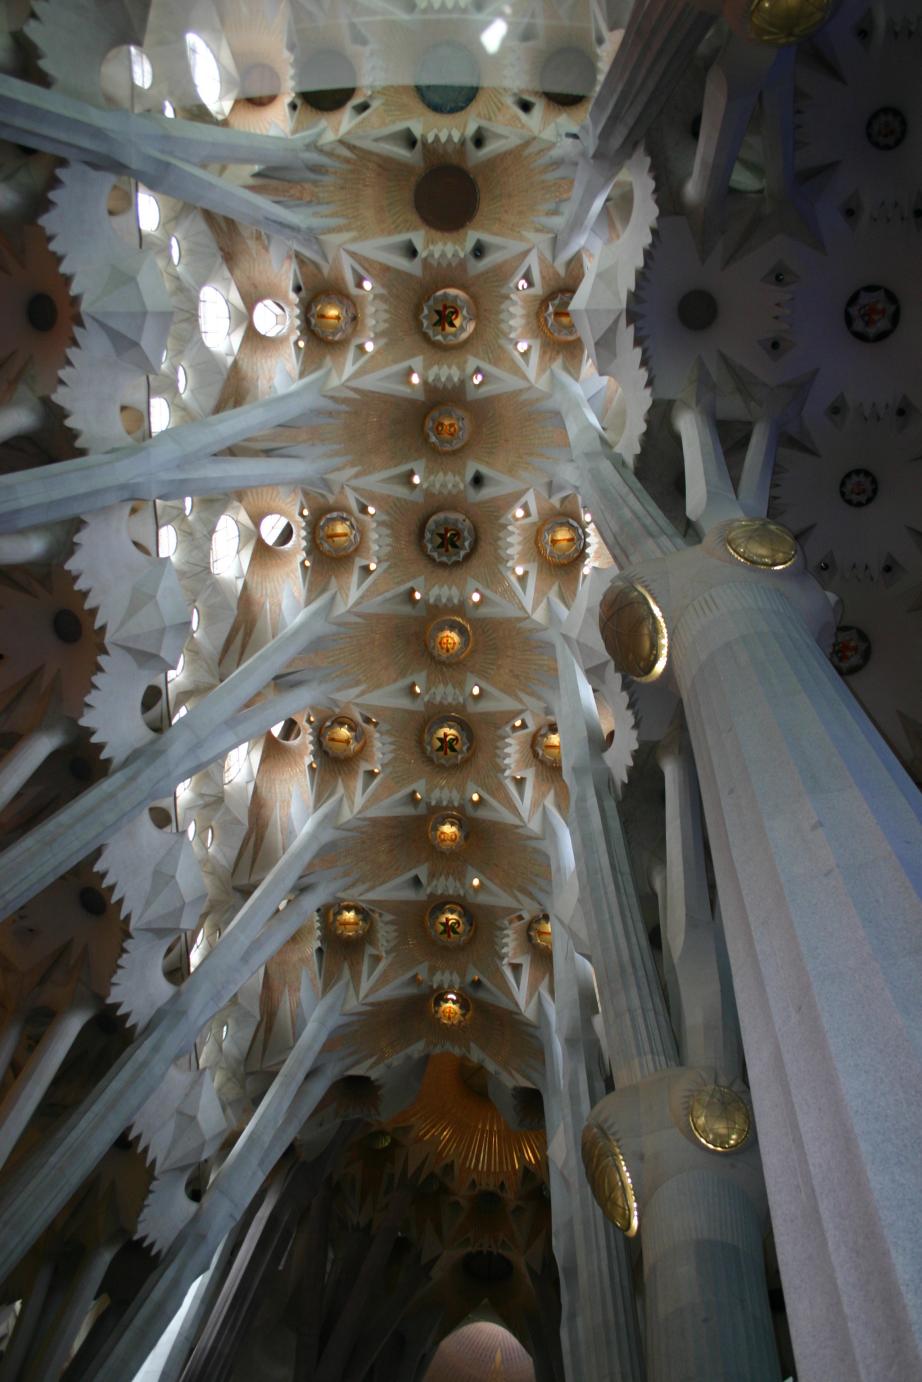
[601, 521, 922, 1381]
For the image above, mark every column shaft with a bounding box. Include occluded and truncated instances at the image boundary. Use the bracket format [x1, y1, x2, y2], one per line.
[643, 1169, 779, 1382]
[673, 581, 922, 1382]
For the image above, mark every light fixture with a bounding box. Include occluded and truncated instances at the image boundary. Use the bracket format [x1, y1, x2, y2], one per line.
[296, 337, 305, 348]
[514, 564, 525, 576]
[366, 505, 376, 516]
[409, 370, 421, 385]
[411, 472, 421, 485]
[361, 277, 373, 291]
[368, 561, 378, 572]
[412, 588, 422, 601]
[412, 790, 423, 802]
[583, 510, 592, 522]
[301, 507, 310, 517]
[517, 277, 529, 291]
[471, 684, 481, 697]
[470, 590, 482, 604]
[362, 339, 375, 353]
[302, 557, 311, 567]
[515, 339, 529, 354]
[472, 369, 484, 386]
[514, 506, 525, 518]
[411, 682, 421, 696]
[480, 17, 508, 53]
[470, 792, 481, 804]
[471, 876, 482, 889]
[513, 718, 524, 728]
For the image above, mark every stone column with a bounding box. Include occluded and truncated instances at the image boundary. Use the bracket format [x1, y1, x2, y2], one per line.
[0, 715, 76, 812]
[584, 1068, 780, 1382]
[540, 947, 643, 1382]
[0, 990, 100, 1170]
[556, 0, 717, 261]
[657, 719, 740, 1076]
[553, 641, 677, 1084]
[0, 76, 328, 262]
[600, 519, 922, 1381]
[0, 366, 331, 533]
[0, 799, 342, 1283]
[0, 589, 339, 917]
[90, 985, 351, 1382]
[0, 387, 45, 444]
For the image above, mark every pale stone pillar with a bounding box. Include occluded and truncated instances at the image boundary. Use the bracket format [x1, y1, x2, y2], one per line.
[554, 642, 677, 1084]
[643, 1169, 780, 1382]
[601, 523, 922, 1381]
[0, 990, 100, 1169]
[0, 387, 45, 444]
[90, 985, 350, 1382]
[0, 799, 342, 1284]
[0, 589, 339, 917]
[540, 946, 644, 1382]
[0, 366, 331, 533]
[0, 715, 76, 812]
[0, 75, 328, 261]
[585, 1068, 779, 1382]
[0, 524, 71, 565]
[657, 720, 741, 1076]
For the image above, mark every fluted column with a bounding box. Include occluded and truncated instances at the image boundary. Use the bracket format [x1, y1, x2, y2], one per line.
[673, 576, 922, 1382]
[554, 640, 677, 1084]
[657, 719, 740, 1076]
[643, 1169, 779, 1382]
[553, 369, 685, 567]
[602, 520, 922, 1381]
[540, 944, 644, 1382]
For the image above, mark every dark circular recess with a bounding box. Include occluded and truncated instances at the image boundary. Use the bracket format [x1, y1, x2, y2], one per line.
[415, 42, 480, 114]
[540, 47, 596, 106]
[300, 50, 357, 111]
[52, 608, 82, 643]
[865, 106, 907, 150]
[830, 624, 871, 677]
[677, 289, 718, 331]
[844, 284, 900, 343]
[79, 886, 107, 917]
[462, 1250, 514, 1283]
[839, 468, 878, 507]
[414, 165, 480, 232]
[240, 62, 281, 107]
[27, 292, 58, 332]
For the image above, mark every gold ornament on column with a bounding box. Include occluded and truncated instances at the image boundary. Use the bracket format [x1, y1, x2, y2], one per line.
[581, 1121, 639, 1236]
[724, 517, 797, 570]
[599, 581, 669, 682]
[688, 1085, 752, 1152]
[748, 0, 832, 44]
